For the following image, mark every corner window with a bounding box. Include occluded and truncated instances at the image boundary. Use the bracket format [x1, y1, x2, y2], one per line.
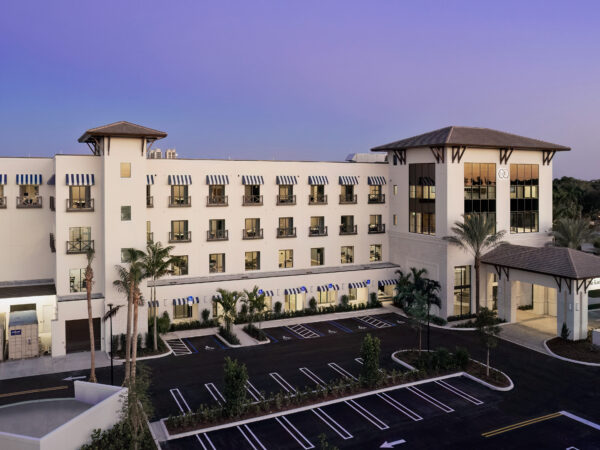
[393, 214, 398, 226]
[409, 163, 435, 235]
[121, 206, 131, 221]
[120, 163, 131, 178]
[393, 185, 398, 196]
[510, 164, 539, 233]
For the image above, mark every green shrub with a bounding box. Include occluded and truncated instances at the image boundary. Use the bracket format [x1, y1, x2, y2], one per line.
[201, 308, 210, 322]
[308, 297, 317, 312]
[219, 326, 241, 345]
[340, 295, 349, 309]
[454, 347, 470, 370]
[81, 421, 155, 450]
[561, 322, 571, 340]
[447, 313, 477, 322]
[243, 323, 268, 341]
[518, 304, 534, 311]
[429, 315, 447, 326]
[360, 334, 382, 388]
[274, 301, 283, 314]
[169, 319, 218, 331]
[223, 357, 248, 418]
[157, 311, 171, 333]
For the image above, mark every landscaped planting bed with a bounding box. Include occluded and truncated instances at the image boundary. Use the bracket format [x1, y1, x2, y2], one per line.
[547, 337, 600, 363]
[218, 326, 240, 345]
[243, 323, 268, 342]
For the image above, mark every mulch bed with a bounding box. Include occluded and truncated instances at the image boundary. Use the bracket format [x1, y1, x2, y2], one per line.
[547, 337, 600, 363]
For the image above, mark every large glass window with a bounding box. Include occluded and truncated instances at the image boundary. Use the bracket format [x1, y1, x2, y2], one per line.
[245, 251, 260, 270]
[311, 248, 325, 266]
[409, 163, 435, 235]
[341, 246, 354, 264]
[172, 256, 188, 276]
[68, 227, 92, 253]
[69, 186, 90, 209]
[69, 268, 86, 293]
[209, 253, 225, 273]
[318, 290, 337, 304]
[370, 244, 382, 262]
[171, 220, 189, 240]
[279, 249, 293, 268]
[173, 304, 192, 319]
[464, 163, 496, 226]
[171, 185, 189, 205]
[453, 266, 471, 317]
[510, 164, 539, 233]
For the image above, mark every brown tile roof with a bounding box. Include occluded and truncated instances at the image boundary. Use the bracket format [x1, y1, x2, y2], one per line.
[371, 126, 570, 152]
[78, 121, 167, 143]
[481, 243, 600, 279]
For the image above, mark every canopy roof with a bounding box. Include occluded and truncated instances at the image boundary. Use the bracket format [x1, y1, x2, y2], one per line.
[78, 121, 167, 143]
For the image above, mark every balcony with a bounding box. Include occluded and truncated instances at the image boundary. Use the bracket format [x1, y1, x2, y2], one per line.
[169, 196, 191, 207]
[147, 232, 154, 244]
[66, 198, 94, 212]
[169, 231, 192, 243]
[309, 194, 327, 205]
[368, 194, 386, 204]
[339, 224, 357, 235]
[146, 196, 154, 208]
[243, 228, 264, 240]
[243, 195, 263, 206]
[368, 223, 386, 234]
[207, 229, 229, 241]
[0, 197, 5, 208]
[17, 196, 42, 209]
[339, 194, 357, 204]
[66, 240, 94, 254]
[207, 195, 228, 207]
[308, 226, 328, 237]
[277, 194, 296, 205]
[277, 227, 296, 238]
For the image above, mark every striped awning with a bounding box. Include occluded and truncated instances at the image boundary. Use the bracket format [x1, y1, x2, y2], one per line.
[168, 175, 192, 185]
[206, 175, 229, 185]
[368, 176, 387, 185]
[308, 176, 329, 185]
[172, 296, 200, 305]
[0, 174, 6, 185]
[276, 176, 298, 185]
[284, 287, 306, 295]
[16, 174, 42, 185]
[339, 176, 359, 185]
[147, 300, 160, 307]
[66, 174, 95, 186]
[242, 175, 264, 185]
[259, 289, 274, 297]
[348, 281, 369, 289]
[147, 175, 155, 185]
[317, 284, 340, 292]
[378, 279, 397, 287]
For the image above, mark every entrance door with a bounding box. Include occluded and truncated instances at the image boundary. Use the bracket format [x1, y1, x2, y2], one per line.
[65, 318, 100, 353]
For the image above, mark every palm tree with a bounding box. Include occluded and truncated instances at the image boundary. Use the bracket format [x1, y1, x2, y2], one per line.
[550, 216, 596, 249]
[213, 288, 242, 334]
[243, 286, 267, 330]
[142, 242, 179, 351]
[444, 214, 506, 314]
[85, 248, 97, 383]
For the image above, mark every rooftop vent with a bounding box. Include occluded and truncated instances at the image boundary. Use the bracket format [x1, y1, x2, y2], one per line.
[165, 149, 178, 159]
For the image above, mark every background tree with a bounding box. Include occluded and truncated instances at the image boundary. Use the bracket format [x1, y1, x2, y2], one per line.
[444, 214, 506, 314]
[85, 248, 97, 383]
[550, 216, 596, 249]
[243, 286, 267, 329]
[213, 288, 242, 334]
[474, 307, 502, 377]
[360, 334, 382, 388]
[222, 357, 248, 418]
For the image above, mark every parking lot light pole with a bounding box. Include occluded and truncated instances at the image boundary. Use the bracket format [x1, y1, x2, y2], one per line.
[107, 303, 114, 385]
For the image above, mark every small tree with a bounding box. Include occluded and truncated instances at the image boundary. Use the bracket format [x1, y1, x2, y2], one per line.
[85, 248, 97, 383]
[474, 307, 501, 377]
[360, 334, 382, 387]
[223, 357, 248, 418]
[561, 322, 571, 340]
[213, 289, 242, 334]
[242, 286, 267, 329]
[201, 308, 210, 323]
[308, 297, 317, 312]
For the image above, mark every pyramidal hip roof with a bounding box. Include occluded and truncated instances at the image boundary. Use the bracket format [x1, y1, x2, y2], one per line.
[78, 121, 167, 143]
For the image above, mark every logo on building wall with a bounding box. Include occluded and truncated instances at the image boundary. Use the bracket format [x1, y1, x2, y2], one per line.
[497, 168, 509, 180]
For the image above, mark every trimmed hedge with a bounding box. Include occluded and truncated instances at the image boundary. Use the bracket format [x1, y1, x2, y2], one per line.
[446, 313, 477, 322]
[169, 319, 218, 332]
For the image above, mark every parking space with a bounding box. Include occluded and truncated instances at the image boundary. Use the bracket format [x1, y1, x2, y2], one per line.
[165, 338, 193, 356]
[186, 335, 230, 352]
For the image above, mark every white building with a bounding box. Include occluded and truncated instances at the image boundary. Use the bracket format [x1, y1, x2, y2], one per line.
[0, 121, 595, 357]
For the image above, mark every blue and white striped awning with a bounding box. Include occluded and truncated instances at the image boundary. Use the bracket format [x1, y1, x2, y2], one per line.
[348, 281, 369, 289]
[378, 279, 397, 287]
[168, 175, 192, 185]
[16, 174, 42, 185]
[65, 174, 95, 186]
[284, 287, 306, 295]
[317, 284, 340, 292]
[147, 175, 155, 185]
[276, 176, 298, 185]
[172, 296, 200, 305]
[206, 175, 229, 185]
[259, 289, 274, 297]
[0, 174, 6, 185]
[368, 176, 387, 185]
[147, 300, 160, 307]
[308, 176, 329, 185]
[242, 175, 264, 185]
[339, 176, 359, 185]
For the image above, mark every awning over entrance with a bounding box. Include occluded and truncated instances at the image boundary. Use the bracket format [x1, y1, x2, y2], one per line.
[339, 176, 359, 185]
[172, 297, 200, 305]
[317, 284, 340, 291]
[284, 287, 306, 295]
[276, 176, 298, 185]
[378, 279, 397, 287]
[147, 300, 159, 307]
[259, 289, 274, 297]
[349, 281, 369, 289]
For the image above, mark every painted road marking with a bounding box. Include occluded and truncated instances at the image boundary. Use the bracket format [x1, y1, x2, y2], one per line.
[170, 388, 215, 449]
[184, 338, 199, 353]
[205, 383, 226, 405]
[377, 392, 423, 422]
[406, 386, 454, 413]
[328, 362, 358, 381]
[238, 424, 267, 450]
[312, 407, 353, 440]
[0, 385, 68, 398]
[165, 338, 192, 356]
[380, 438, 407, 448]
[302, 323, 325, 336]
[355, 357, 364, 365]
[62, 375, 86, 381]
[211, 336, 228, 350]
[560, 411, 600, 431]
[345, 399, 389, 430]
[197, 433, 216, 450]
[328, 320, 353, 333]
[435, 380, 483, 405]
[269, 372, 297, 394]
[482, 412, 562, 437]
[246, 380, 264, 402]
[299, 367, 326, 388]
[286, 324, 319, 339]
[262, 331, 279, 343]
[355, 316, 394, 329]
[276, 416, 315, 449]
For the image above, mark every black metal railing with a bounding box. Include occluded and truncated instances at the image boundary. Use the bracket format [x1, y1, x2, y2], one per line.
[277, 194, 296, 205]
[368, 223, 386, 234]
[66, 198, 94, 211]
[243, 228, 264, 239]
[309, 194, 327, 205]
[169, 196, 191, 207]
[207, 229, 229, 241]
[339, 224, 358, 235]
[339, 194, 357, 204]
[16, 196, 42, 208]
[207, 195, 228, 206]
[67, 240, 94, 254]
[243, 195, 263, 206]
[308, 226, 328, 237]
[277, 227, 296, 238]
[146, 196, 154, 208]
[169, 231, 192, 242]
[368, 194, 385, 204]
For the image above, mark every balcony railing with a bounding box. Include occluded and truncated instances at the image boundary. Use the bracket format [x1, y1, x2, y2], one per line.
[17, 196, 42, 208]
[207, 229, 229, 241]
[66, 198, 94, 212]
[277, 227, 296, 238]
[339, 194, 357, 204]
[169, 196, 191, 207]
[147, 232, 154, 243]
[308, 226, 328, 237]
[277, 194, 296, 205]
[309, 194, 327, 205]
[339, 224, 357, 235]
[243, 228, 264, 240]
[368, 194, 385, 204]
[146, 196, 154, 208]
[0, 197, 5, 208]
[368, 223, 386, 234]
[207, 195, 228, 206]
[66, 240, 94, 254]
[169, 231, 192, 243]
[243, 195, 263, 206]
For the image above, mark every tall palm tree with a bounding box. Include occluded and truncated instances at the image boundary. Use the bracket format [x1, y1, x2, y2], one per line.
[85, 248, 97, 383]
[243, 286, 267, 329]
[550, 216, 596, 249]
[142, 242, 179, 351]
[444, 214, 506, 314]
[213, 288, 242, 334]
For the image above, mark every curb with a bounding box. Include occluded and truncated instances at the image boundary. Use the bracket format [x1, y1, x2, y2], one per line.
[542, 338, 600, 367]
[214, 332, 243, 348]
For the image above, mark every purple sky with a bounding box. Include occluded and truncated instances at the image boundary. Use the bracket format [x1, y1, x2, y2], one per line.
[1, 1, 599, 178]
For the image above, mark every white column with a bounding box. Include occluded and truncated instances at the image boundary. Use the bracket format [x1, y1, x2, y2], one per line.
[497, 275, 516, 323]
[556, 284, 589, 340]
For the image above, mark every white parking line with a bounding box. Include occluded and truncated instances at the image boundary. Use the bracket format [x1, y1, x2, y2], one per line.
[165, 338, 192, 356]
[269, 372, 297, 394]
[246, 380, 264, 402]
[356, 316, 393, 329]
[406, 386, 454, 413]
[377, 392, 423, 421]
[355, 357, 364, 365]
[197, 433, 217, 450]
[276, 416, 315, 449]
[205, 382, 226, 405]
[238, 424, 267, 450]
[328, 362, 358, 381]
[345, 399, 389, 430]
[435, 380, 483, 405]
[299, 367, 326, 388]
[312, 407, 353, 440]
[170, 388, 215, 449]
[286, 324, 319, 339]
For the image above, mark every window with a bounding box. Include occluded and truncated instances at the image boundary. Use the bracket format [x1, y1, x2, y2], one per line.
[279, 249, 293, 268]
[310, 184, 325, 203]
[464, 163, 496, 228]
[318, 290, 337, 304]
[146, 185, 153, 207]
[369, 214, 383, 232]
[68, 227, 92, 253]
[340, 185, 355, 202]
[348, 288, 358, 301]
[368, 185, 382, 202]
[171, 220, 189, 241]
[69, 186, 90, 208]
[121, 206, 131, 221]
[340, 215, 355, 234]
[278, 184, 294, 203]
[278, 217, 294, 237]
[209, 253, 225, 273]
[208, 184, 226, 204]
[69, 268, 86, 293]
[311, 248, 325, 266]
[341, 246, 354, 264]
[244, 218, 261, 238]
[393, 155, 398, 166]
[310, 216, 325, 236]
[393, 214, 398, 226]
[244, 184, 261, 204]
[370, 244, 382, 262]
[245, 251, 260, 271]
[172, 256, 188, 276]
[393, 185, 398, 196]
[510, 164, 539, 233]
[409, 163, 435, 235]
[208, 219, 227, 240]
[146, 221, 153, 243]
[120, 163, 131, 178]
[285, 294, 303, 312]
[453, 266, 471, 317]
[173, 304, 192, 319]
[171, 185, 189, 205]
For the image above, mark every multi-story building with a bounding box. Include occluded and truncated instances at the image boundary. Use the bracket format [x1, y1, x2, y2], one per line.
[1, 121, 594, 357]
